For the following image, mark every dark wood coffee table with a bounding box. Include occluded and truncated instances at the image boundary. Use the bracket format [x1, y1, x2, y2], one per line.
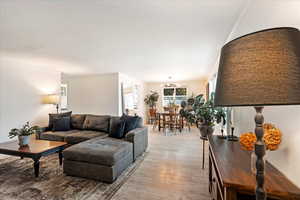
[0, 138, 67, 177]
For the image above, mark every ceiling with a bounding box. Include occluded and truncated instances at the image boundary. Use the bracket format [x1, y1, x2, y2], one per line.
[0, 0, 247, 82]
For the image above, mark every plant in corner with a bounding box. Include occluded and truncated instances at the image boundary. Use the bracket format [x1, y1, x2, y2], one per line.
[9, 122, 41, 146]
[144, 91, 159, 123]
[144, 91, 159, 109]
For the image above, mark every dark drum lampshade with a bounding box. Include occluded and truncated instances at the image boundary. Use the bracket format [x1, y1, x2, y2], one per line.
[215, 27, 300, 107]
[214, 27, 300, 200]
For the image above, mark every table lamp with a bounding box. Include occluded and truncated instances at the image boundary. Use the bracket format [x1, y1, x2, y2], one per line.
[214, 27, 300, 200]
[42, 94, 60, 113]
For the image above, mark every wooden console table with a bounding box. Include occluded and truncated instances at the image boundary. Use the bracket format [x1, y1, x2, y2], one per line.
[208, 135, 300, 200]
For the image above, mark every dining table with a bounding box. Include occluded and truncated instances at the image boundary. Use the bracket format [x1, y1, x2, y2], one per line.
[156, 112, 183, 132]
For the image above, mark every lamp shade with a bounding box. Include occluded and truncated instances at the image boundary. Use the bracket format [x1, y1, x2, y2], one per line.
[215, 27, 300, 107]
[41, 94, 59, 105]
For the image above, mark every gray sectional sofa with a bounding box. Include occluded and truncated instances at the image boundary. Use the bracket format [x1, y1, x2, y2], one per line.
[36, 114, 148, 183]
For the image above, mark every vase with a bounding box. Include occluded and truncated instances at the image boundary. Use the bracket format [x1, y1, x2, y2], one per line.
[199, 124, 214, 139]
[18, 135, 30, 146]
[251, 151, 266, 174]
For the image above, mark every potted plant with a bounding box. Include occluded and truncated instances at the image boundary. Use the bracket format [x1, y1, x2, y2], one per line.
[180, 93, 226, 138]
[194, 93, 226, 138]
[9, 122, 41, 146]
[144, 90, 159, 112]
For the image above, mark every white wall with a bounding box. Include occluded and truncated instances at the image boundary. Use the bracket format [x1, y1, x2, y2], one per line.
[63, 73, 120, 116]
[0, 58, 61, 142]
[217, 0, 300, 187]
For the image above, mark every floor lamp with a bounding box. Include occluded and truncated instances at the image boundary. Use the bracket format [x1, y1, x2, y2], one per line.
[214, 27, 300, 200]
[42, 94, 60, 113]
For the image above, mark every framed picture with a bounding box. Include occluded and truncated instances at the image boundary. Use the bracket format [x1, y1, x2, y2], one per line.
[60, 84, 68, 110]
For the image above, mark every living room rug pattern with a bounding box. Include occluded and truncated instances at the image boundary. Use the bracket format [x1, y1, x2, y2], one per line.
[0, 153, 146, 200]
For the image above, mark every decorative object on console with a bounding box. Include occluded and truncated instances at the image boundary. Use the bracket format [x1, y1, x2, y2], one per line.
[227, 125, 238, 141]
[42, 94, 60, 113]
[214, 27, 300, 200]
[8, 122, 41, 146]
[179, 93, 226, 138]
[240, 124, 282, 174]
[194, 94, 226, 139]
[240, 124, 282, 151]
[217, 114, 227, 139]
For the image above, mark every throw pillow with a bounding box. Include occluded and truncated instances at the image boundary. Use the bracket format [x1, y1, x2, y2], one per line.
[71, 114, 86, 129]
[48, 111, 72, 130]
[121, 114, 139, 135]
[83, 115, 111, 132]
[52, 116, 71, 131]
[109, 118, 126, 139]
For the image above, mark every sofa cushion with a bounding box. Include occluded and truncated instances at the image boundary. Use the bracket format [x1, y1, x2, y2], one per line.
[52, 116, 71, 131]
[48, 111, 72, 130]
[40, 130, 79, 142]
[109, 118, 126, 139]
[63, 137, 133, 166]
[120, 114, 140, 135]
[83, 115, 110, 133]
[71, 114, 86, 130]
[64, 130, 107, 144]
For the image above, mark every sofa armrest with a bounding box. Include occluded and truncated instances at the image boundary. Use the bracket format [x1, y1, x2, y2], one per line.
[36, 127, 49, 140]
[124, 126, 148, 160]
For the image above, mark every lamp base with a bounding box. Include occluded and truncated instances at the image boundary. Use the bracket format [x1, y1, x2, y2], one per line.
[254, 106, 266, 200]
[218, 129, 227, 139]
[218, 135, 227, 139]
[56, 104, 59, 114]
[227, 135, 238, 141]
[200, 136, 208, 141]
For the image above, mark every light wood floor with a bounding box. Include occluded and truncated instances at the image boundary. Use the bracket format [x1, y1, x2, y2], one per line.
[111, 126, 211, 200]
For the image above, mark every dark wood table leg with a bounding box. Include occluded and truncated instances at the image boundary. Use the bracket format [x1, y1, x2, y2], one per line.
[59, 150, 63, 166]
[33, 159, 40, 177]
[225, 187, 237, 200]
[158, 114, 161, 132]
[209, 149, 212, 193]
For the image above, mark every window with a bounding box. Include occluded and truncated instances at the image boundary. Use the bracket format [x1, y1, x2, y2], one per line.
[162, 87, 187, 106]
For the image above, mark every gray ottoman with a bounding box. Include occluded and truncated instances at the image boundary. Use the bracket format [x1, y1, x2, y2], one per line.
[63, 137, 133, 183]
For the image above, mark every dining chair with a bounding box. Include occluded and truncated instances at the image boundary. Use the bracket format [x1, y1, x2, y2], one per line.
[148, 108, 157, 124]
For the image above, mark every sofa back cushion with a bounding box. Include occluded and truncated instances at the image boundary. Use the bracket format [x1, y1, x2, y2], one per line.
[71, 114, 86, 130]
[52, 116, 71, 131]
[120, 114, 141, 135]
[83, 115, 111, 133]
[136, 117, 143, 128]
[48, 111, 72, 130]
[109, 118, 126, 139]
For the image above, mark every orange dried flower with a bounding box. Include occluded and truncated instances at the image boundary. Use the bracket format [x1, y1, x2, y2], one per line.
[240, 132, 256, 151]
[264, 128, 281, 151]
[240, 123, 282, 151]
[263, 123, 275, 130]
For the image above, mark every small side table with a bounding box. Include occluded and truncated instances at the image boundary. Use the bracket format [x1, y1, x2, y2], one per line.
[200, 136, 207, 169]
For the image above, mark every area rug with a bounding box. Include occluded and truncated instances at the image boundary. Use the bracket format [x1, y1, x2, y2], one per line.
[0, 153, 147, 200]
